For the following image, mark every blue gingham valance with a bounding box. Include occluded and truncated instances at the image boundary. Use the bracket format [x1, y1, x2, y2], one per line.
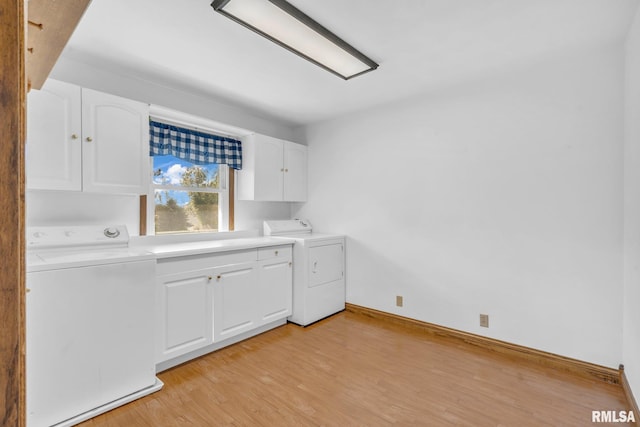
[149, 120, 242, 170]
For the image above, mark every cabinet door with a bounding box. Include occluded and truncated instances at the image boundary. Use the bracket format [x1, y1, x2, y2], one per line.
[258, 257, 292, 323]
[213, 263, 258, 342]
[157, 270, 213, 362]
[81, 89, 149, 194]
[26, 79, 82, 191]
[253, 134, 284, 201]
[309, 243, 344, 288]
[283, 142, 307, 202]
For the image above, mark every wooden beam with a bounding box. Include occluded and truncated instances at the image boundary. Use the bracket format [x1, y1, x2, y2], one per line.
[0, 0, 26, 425]
[26, 0, 91, 89]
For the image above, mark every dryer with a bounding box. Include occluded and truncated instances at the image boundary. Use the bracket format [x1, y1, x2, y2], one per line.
[264, 220, 345, 326]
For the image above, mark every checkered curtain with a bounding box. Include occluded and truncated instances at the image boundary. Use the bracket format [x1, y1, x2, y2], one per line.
[149, 120, 242, 170]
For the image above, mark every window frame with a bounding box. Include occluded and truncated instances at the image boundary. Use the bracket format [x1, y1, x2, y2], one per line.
[143, 107, 243, 235]
[145, 159, 234, 235]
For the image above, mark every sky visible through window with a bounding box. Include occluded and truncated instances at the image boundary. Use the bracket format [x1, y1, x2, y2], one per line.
[152, 155, 219, 205]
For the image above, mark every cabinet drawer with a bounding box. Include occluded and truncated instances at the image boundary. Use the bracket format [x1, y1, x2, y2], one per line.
[257, 246, 292, 261]
[157, 249, 257, 276]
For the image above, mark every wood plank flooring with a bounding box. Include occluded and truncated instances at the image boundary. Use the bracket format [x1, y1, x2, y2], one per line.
[80, 311, 633, 426]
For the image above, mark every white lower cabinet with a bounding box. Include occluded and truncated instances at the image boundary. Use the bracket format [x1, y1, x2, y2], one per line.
[258, 247, 293, 323]
[155, 245, 292, 364]
[212, 262, 258, 342]
[156, 269, 213, 362]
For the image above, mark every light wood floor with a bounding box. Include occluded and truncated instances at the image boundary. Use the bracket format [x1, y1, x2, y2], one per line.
[80, 311, 632, 426]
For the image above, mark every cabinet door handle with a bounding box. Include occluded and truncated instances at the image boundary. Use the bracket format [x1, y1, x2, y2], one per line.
[71, 134, 78, 140]
[312, 261, 318, 273]
[86, 136, 93, 142]
[275, 250, 279, 256]
[216, 275, 222, 281]
[280, 168, 284, 172]
[208, 276, 212, 281]
[288, 262, 292, 267]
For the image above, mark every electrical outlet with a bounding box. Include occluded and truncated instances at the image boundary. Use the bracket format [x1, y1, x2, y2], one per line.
[396, 295, 403, 307]
[480, 314, 489, 328]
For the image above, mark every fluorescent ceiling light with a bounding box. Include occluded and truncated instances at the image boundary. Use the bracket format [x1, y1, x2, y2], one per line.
[211, 0, 379, 80]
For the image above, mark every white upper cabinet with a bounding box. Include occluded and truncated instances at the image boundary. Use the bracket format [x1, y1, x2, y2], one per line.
[238, 133, 307, 202]
[283, 142, 307, 201]
[26, 79, 82, 191]
[26, 79, 149, 194]
[251, 134, 284, 201]
[81, 89, 149, 194]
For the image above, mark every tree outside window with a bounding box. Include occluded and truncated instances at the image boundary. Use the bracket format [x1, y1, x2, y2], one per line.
[151, 155, 227, 234]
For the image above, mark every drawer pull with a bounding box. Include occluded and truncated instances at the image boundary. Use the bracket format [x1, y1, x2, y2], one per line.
[216, 275, 222, 281]
[208, 276, 212, 281]
[289, 262, 292, 267]
[275, 250, 279, 256]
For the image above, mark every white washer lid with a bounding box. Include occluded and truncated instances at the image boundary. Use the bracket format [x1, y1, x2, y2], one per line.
[27, 248, 155, 272]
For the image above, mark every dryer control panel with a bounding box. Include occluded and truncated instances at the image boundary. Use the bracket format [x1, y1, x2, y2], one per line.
[264, 219, 312, 236]
[27, 225, 129, 250]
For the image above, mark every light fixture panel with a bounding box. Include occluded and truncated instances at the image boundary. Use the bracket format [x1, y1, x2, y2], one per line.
[212, 0, 378, 80]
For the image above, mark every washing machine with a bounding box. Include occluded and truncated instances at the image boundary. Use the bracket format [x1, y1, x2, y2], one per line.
[26, 225, 163, 427]
[264, 220, 345, 326]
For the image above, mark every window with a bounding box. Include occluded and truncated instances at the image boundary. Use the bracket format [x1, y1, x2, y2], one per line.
[150, 155, 230, 234]
[146, 113, 242, 235]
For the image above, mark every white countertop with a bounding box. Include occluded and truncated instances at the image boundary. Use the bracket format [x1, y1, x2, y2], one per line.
[26, 248, 156, 272]
[26, 230, 296, 270]
[143, 236, 295, 259]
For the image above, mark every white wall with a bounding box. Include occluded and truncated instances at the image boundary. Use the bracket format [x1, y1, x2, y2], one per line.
[294, 44, 625, 368]
[27, 191, 140, 232]
[623, 4, 640, 404]
[27, 57, 296, 234]
[26, 191, 292, 236]
[234, 200, 292, 232]
[49, 56, 297, 141]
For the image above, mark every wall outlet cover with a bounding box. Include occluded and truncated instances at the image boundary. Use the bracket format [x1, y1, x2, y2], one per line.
[480, 314, 489, 328]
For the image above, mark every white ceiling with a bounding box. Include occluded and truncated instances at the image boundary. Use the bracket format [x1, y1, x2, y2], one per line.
[61, 0, 639, 127]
